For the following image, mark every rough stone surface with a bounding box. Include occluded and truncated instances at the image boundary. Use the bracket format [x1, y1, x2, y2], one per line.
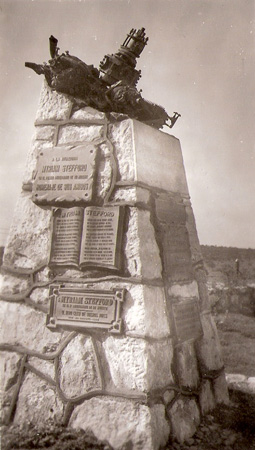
[99, 141, 112, 157]
[168, 281, 199, 299]
[146, 339, 174, 389]
[96, 155, 112, 199]
[109, 120, 135, 181]
[124, 208, 142, 277]
[102, 335, 174, 392]
[168, 397, 200, 443]
[0, 351, 20, 392]
[22, 139, 54, 185]
[247, 377, 255, 391]
[101, 335, 146, 391]
[59, 334, 102, 399]
[195, 267, 211, 311]
[29, 287, 50, 306]
[124, 208, 162, 279]
[111, 186, 151, 204]
[111, 186, 137, 203]
[183, 198, 203, 264]
[14, 372, 64, 425]
[35, 82, 72, 122]
[195, 313, 224, 372]
[35, 266, 52, 283]
[225, 373, 255, 396]
[163, 389, 176, 405]
[199, 380, 216, 414]
[0, 272, 30, 295]
[134, 186, 151, 204]
[136, 209, 162, 279]
[0, 351, 21, 424]
[123, 284, 171, 339]
[35, 125, 56, 141]
[3, 193, 51, 269]
[70, 397, 170, 450]
[0, 302, 64, 354]
[213, 372, 229, 405]
[174, 341, 200, 389]
[57, 124, 104, 145]
[71, 106, 106, 121]
[226, 373, 247, 385]
[28, 357, 55, 381]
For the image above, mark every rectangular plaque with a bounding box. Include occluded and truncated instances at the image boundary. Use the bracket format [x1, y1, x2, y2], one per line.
[163, 225, 194, 281]
[49, 205, 124, 270]
[172, 300, 203, 342]
[32, 144, 97, 204]
[46, 283, 124, 333]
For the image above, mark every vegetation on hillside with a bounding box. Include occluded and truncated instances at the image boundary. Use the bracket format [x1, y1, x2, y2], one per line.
[201, 245, 255, 285]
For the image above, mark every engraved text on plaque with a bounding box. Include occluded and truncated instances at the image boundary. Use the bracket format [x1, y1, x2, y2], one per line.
[172, 300, 203, 342]
[50, 206, 124, 270]
[32, 144, 97, 204]
[47, 283, 124, 333]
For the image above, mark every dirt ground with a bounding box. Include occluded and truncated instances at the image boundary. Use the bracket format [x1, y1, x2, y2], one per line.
[165, 389, 255, 450]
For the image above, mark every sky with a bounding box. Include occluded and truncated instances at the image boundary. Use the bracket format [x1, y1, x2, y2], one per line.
[0, 0, 254, 248]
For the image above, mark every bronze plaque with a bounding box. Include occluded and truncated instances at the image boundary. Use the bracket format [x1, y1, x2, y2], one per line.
[172, 300, 203, 342]
[32, 144, 97, 204]
[163, 225, 194, 282]
[80, 206, 124, 269]
[46, 283, 125, 333]
[49, 206, 124, 270]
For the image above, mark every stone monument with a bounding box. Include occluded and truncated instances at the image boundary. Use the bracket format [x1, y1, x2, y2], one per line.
[0, 30, 228, 449]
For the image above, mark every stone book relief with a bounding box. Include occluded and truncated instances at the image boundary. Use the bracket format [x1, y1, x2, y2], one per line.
[49, 205, 124, 270]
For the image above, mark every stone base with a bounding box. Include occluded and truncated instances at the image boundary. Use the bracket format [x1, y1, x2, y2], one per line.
[0, 84, 228, 449]
[70, 398, 170, 450]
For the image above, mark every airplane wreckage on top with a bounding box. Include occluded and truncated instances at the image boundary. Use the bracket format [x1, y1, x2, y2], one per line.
[25, 28, 181, 130]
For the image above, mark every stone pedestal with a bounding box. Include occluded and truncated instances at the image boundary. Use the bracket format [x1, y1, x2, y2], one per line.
[0, 82, 228, 449]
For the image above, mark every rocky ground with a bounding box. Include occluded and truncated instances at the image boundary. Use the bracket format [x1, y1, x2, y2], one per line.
[2, 389, 255, 450]
[165, 389, 255, 450]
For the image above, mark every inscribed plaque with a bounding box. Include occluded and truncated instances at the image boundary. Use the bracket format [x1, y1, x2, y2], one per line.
[46, 283, 124, 333]
[49, 206, 124, 270]
[162, 225, 194, 281]
[32, 144, 97, 204]
[172, 300, 203, 342]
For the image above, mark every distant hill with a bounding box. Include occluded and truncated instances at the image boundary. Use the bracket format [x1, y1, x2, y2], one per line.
[201, 245, 255, 285]
[201, 245, 255, 261]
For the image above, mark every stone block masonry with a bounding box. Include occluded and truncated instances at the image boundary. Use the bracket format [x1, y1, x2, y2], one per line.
[0, 81, 228, 449]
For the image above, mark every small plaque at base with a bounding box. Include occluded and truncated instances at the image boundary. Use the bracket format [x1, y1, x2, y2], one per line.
[46, 283, 125, 334]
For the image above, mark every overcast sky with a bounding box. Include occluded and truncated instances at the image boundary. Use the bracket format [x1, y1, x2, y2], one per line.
[0, 0, 254, 248]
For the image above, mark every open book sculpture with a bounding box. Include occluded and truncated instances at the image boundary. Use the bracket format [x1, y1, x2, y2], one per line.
[25, 28, 180, 129]
[49, 206, 124, 271]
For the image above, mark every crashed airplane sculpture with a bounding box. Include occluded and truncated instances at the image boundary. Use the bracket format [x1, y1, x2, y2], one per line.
[25, 28, 180, 129]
